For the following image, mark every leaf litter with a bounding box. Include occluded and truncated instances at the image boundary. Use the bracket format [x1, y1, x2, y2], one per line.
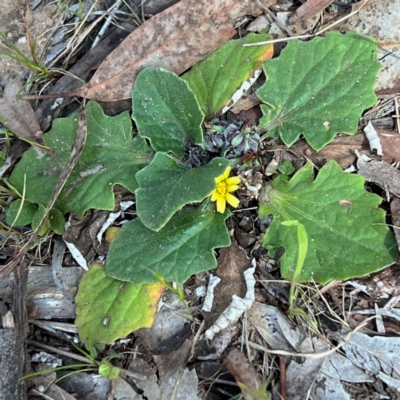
[2, 0, 399, 399]
[23, 0, 275, 103]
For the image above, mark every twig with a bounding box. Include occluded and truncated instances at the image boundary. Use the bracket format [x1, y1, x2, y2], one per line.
[27, 340, 93, 364]
[91, 0, 122, 48]
[247, 315, 376, 358]
[279, 356, 287, 400]
[243, 0, 370, 47]
[394, 97, 400, 134]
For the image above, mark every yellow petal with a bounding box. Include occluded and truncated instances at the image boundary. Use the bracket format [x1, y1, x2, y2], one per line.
[223, 166, 232, 180]
[227, 185, 239, 192]
[226, 176, 241, 186]
[210, 190, 219, 201]
[215, 175, 224, 184]
[216, 197, 226, 213]
[226, 193, 240, 208]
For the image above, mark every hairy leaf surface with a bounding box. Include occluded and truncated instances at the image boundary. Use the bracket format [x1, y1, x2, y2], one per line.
[132, 68, 204, 157]
[107, 207, 231, 285]
[136, 153, 229, 231]
[259, 161, 397, 284]
[182, 33, 273, 119]
[257, 31, 380, 150]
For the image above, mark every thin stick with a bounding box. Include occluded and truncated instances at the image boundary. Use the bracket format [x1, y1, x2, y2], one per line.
[27, 340, 93, 364]
[279, 356, 287, 400]
[247, 316, 376, 359]
[243, 0, 370, 47]
[394, 97, 400, 134]
[91, 0, 122, 48]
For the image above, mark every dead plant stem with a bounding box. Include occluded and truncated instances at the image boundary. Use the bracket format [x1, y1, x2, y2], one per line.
[244, 0, 370, 47]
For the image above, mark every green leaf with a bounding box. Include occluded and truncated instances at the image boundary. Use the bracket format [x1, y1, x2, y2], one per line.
[182, 33, 273, 119]
[106, 207, 231, 285]
[257, 31, 380, 151]
[75, 263, 163, 345]
[9, 114, 78, 211]
[32, 204, 51, 236]
[48, 208, 65, 235]
[136, 153, 229, 231]
[29, 205, 65, 235]
[8, 101, 153, 217]
[5, 199, 38, 227]
[277, 160, 295, 176]
[99, 362, 120, 379]
[259, 161, 397, 284]
[132, 68, 204, 157]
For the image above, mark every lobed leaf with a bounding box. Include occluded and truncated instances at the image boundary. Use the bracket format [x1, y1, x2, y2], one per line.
[136, 153, 229, 231]
[257, 31, 380, 151]
[259, 161, 397, 284]
[7, 101, 153, 218]
[75, 263, 163, 345]
[182, 33, 273, 119]
[106, 207, 231, 285]
[132, 68, 204, 157]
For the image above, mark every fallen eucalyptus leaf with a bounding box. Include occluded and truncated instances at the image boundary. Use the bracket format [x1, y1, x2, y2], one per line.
[58, 0, 271, 101]
[0, 76, 44, 144]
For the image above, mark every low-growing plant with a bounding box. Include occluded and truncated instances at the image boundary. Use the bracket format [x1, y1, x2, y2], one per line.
[0, 32, 51, 86]
[22, 340, 121, 382]
[5, 31, 397, 345]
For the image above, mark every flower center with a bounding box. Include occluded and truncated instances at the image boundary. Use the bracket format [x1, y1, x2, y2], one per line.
[216, 182, 228, 196]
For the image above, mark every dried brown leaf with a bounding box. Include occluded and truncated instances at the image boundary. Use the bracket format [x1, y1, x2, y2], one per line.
[203, 239, 250, 328]
[223, 348, 263, 400]
[289, 0, 334, 25]
[288, 132, 369, 169]
[0, 76, 43, 144]
[378, 130, 400, 164]
[68, 0, 274, 101]
[36, 21, 136, 131]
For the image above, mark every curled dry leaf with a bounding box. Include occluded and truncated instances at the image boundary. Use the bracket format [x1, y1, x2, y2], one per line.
[202, 239, 249, 328]
[223, 348, 263, 400]
[289, 0, 334, 25]
[43, 0, 274, 102]
[0, 76, 43, 144]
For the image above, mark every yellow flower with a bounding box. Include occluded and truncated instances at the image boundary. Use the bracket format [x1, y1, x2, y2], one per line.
[210, 166, 241, 213]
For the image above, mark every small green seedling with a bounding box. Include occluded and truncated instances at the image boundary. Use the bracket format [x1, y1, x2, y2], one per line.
[21, 340, 120, 383]
[0, 32, 51, 85]
[280, 220, 308, 313]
